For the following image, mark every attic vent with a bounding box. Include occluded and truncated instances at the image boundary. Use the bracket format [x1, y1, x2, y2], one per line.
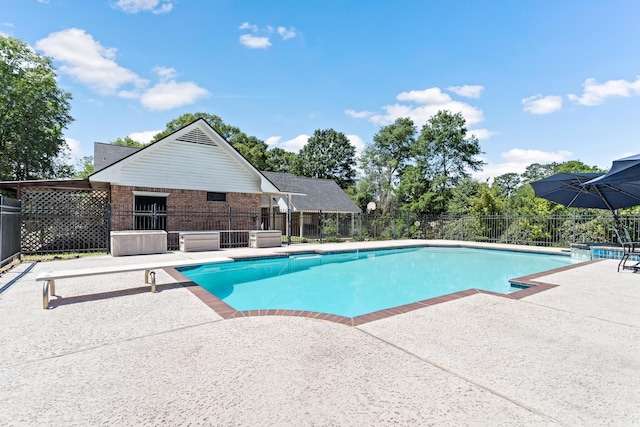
[176, 128, 217, 146]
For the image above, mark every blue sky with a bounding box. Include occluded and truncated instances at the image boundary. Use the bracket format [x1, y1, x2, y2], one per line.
[3, 0, 640, 180]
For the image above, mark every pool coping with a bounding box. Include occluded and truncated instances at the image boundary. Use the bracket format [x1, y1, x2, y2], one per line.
[164, 246, 600, 327]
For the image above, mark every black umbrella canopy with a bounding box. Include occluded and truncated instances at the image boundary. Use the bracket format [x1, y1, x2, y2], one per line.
[531, 172, 640, 211]
[586, 153, 640, 185]
[531, 173, 607, 209]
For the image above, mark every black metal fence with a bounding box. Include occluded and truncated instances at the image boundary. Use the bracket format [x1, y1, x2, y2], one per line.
[18, 192, 639, 254]
[110, 205, 263, 250]
[0, 196, 21, 267]
[354, 211, 639, 247]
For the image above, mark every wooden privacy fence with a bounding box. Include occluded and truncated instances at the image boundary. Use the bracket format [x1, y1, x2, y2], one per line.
[1, 196, 21, 267]
[21, 189, 109, 255]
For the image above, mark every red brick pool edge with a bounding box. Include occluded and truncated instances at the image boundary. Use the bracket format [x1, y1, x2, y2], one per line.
[165, 259, 602, 327]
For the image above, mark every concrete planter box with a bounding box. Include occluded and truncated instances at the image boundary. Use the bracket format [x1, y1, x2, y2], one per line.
[110, 230, 167, 257]
[248, 230, 282, 248]
[179, 231, 220, 252]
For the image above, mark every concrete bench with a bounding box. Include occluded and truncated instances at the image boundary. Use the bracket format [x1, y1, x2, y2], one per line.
[110, 230, 167, 257]
[179, 231, 220, 252]
[36, 257, 233, 309]
[248, 230, 282, 248]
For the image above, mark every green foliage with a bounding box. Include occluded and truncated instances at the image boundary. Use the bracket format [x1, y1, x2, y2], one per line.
[521, 160, 604, 184]
[264, 147, 298, 173]
[469, 183, 504, 215]
[73, 156, 94, 178]
[521, 163, 557, 183]
[396, 165, 434, 215]
[448, 178, 481, 214]
[414, 110, 484, 214]
[360, 117, 416, 215]
[295, 128, 356, 189]
[493, 173, 521, 197]
[321, 217, 338, 240]
[554, 160, 604, 174]
[344, 178, 376, 212]
[112, 136, 146, 148]
[0, 35, 73, 180]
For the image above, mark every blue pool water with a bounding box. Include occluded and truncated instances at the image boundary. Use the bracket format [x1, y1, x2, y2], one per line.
[178, 247, 572, 318]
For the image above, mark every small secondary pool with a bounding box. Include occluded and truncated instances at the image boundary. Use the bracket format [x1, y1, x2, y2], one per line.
[178, 247, 572, 318]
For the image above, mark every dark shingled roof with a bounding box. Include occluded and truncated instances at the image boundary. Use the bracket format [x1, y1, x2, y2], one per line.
[262, 171, 361, 213]
[93, 142, 140, 172]
[90, 144, 360, 213]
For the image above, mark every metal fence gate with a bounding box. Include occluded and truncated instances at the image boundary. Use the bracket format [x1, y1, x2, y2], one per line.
[0, 196, 21, 268]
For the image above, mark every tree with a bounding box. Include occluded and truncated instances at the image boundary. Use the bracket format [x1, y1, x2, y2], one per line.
[112, 136, 146, 148]
[448, 178, 482, 214]
[152, 112, 268, 169]
[264, 147, 298, 173]
[413, 110, 484, 214]
[359, 118, 416, 214]
[553, 160, 603, 174]
[295, 129, 356, 189]
[493, 173, 521, 198]
[0, 35, 73, 180]
[73, 156, 94, 178]
[520, 163, 557, 183]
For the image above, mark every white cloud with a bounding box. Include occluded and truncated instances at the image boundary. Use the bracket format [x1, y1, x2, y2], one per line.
[397, 87, 451, 104]
[140, 80, 209, 110]
[447, 85, 484, 99]
[522, 94, 563, 114]
[568, 76, 640, 106]
[35, 28, 147, 95]
[65, 137, 83, 161]
[238, 22, 297, 49]
[153, 65, 177, 80]
[473, 149, 573, 182]
[239, 22, 258, 32]
[345, 109, 374, 119]
[239, 34, 271, 49]
[268, 133, 363, 157]
[265, 134, 309, 152]
[277, 27, 296, 40]
[348, 86, 488, 134]
[114, 0, 174, 14]
[265, 136, 282, 147]
[468, 128, 496, 140]
[35, 29, 208, 111]
[502, 148, 572, 163]
[346, 134, 365, 156]
[128, 130, 161, 144]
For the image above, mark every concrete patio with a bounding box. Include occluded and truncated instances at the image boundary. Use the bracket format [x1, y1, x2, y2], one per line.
[0, 241, 638, 426]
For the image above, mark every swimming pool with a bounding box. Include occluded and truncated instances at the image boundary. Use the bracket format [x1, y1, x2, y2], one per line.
[178, 247, 573, 318]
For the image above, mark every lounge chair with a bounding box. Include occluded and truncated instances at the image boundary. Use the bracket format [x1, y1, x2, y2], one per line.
[612, 223, 640, 273]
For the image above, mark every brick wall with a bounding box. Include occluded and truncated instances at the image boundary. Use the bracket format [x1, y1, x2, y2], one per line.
[109, 185, 261, 231]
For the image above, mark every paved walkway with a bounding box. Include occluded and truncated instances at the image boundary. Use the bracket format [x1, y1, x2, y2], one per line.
[0, 241, 638, 426]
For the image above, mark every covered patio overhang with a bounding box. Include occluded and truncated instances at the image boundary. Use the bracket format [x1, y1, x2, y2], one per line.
[0, 178, 96, 199]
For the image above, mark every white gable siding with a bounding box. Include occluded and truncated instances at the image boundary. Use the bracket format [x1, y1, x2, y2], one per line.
[115, 139, 262, 193]
[90, 120, 282, 194]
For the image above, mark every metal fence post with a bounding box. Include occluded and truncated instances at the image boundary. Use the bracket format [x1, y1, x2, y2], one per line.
[505, 211, 509, 244]
[106, 202, 112, 253]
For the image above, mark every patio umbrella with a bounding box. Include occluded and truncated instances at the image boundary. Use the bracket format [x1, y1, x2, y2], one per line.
[585, 153, 640, 185]
[530, 172, 640, 214]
